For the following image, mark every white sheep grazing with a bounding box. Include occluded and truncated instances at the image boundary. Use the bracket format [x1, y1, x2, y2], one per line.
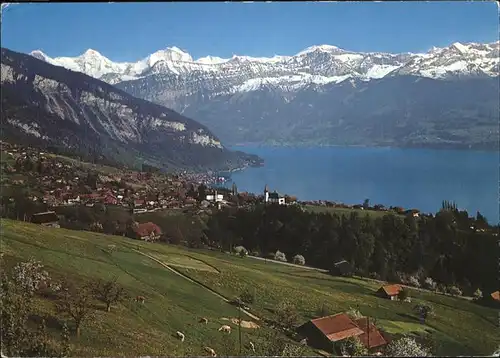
[249, 341, 255, 352]
[176, 331, 185, 342]
[204, 346, 217, 357]
[218, 324, 232, 333]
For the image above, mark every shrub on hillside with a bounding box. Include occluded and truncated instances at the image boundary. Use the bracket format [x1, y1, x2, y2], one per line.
[473, 288, 483, 301]
[407, 275, 421, 288]
[436, 283, 447, 294]
[274, 250, 287, 262]
[414, 303, 433, 323]
[346, 307, 363, 320]
[89, 221, 103, 232]
[239, 288, 255, 305]
[12, 258, 50, 297]
[233, 246, 248, 256]
[423, 277, 437, 291]
[276, 301, 298, 329]
[292, 254, 305, 265]
[385, 336, 432, 357]
[447, 285, 462, 296]
[340, 336, 368, 356]
[257, 329, 306, 356]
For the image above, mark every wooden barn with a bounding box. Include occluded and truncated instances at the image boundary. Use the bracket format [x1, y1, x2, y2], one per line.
[330, 259, 353, 277]
[31, 211, 60, 228]
[376, 284, 403, 300]
[129, 222, 162, 242]
[297, 313, 389, 354]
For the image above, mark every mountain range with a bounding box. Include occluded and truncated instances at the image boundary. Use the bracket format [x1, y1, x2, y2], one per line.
[29, 41, 500, 149]
[1, 48, 262, 172]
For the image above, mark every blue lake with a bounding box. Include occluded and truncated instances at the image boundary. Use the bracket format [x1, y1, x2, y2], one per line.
[228, 146, 499, 224]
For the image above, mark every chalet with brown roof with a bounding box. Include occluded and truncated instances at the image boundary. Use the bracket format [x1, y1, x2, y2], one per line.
[490, 291, 500, 302]
[297, 313, 364, 352]
[129, 222, 162, 242]
[31, 211, 60, 228]
[330, 259, 353, 277]
[376, 284, 403, 300]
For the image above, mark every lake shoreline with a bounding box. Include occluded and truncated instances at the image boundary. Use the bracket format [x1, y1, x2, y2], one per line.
[229, 142, 499, 154]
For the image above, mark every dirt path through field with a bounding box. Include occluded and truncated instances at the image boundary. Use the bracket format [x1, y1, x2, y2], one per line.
[132, 249, 261, 321]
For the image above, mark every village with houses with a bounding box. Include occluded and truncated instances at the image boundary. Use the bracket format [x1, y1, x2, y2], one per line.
[0, 140, 301, 243]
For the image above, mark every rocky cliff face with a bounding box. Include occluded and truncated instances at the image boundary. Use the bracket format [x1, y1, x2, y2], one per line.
[1, 47, 262, 171]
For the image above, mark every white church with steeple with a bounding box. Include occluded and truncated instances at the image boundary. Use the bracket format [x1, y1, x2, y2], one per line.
[264, 184, 286, 205]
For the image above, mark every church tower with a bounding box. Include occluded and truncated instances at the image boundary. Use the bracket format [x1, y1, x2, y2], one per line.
[264, 184, 269, 203]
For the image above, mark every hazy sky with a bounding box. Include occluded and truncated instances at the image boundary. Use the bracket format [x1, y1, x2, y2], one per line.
[1, 2, 499, 61]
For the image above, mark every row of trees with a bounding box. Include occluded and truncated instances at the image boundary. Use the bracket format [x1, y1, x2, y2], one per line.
[204, 204, 498, 293]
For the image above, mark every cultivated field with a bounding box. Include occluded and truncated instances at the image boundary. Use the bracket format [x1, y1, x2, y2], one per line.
[1, 219, 498, 356]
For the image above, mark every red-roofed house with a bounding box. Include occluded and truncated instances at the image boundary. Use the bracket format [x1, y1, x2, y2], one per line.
[129, 222, 162, 242]
[101, 194, 118, 205]
[376, 284, 403, 300]
[298, 313, 390, 354]
[490, 291, 500, 302]
[297, 313, 364, 352]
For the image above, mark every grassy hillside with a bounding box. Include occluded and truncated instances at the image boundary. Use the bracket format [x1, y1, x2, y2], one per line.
[1, 219, 275, 356]
[1, 219, 499, 356]
[172, 255, 499, 356]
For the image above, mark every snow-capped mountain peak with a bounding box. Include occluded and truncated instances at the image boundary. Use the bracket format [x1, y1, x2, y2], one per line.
[451, 42, 469, 54]
[81, 48, 105, 57]
[195, 55, 229, 65]
[30, 50, 50, 62]
[147, 47, 193, 65]
[296, 44, 343, 56]
[27, 40, 499, 90]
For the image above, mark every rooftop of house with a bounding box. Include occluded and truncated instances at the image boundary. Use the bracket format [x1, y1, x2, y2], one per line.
[379, 284, 403, 296]
[308, 313, 364, 342]
[353, 317, 389, 349]
[334, 259, 350, 266]
[31, 211, 59, 224]
[132, 222, 162, 237]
